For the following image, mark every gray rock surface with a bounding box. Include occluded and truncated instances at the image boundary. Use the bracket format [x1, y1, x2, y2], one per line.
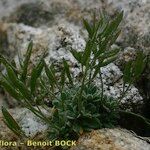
[1, 108, 149, 150]
[0, 0, 149, 57]
[105, 0, 150, 52]
[0, 0, 36, 19]
[0, 107, 48, 137]
[0, 1, 149, 149]
[71, 128, 150, 150]
[0, 0, 149, 56]
[1, 21, 143, 111]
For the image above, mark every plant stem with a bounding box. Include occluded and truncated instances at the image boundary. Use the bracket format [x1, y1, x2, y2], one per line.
[78, 63, 89, 112]
[23, 98, 50, 124]
[99, 70, 104, 101]
[88, 68, 92, 86]
[118, 83, 131, 102]
[36, 105, 51, 122]
[40, 78, 57, 99]
[88, 58, 96, 85]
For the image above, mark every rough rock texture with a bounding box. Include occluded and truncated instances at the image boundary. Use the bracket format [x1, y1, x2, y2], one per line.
[0, 21, 85, 65]
[0, 1, 149, 149]
[0, 108, 150, 150]
[0, 107, 51, 150]
[0, 21, 143, 111]
[1, 0, 149, 45]
[15, 108, 48, 136]
[105, 0, 150, 53]
[100, 63, 143, 112]
[0, 107, 48, 138]
[71, 128, 150, 150]
[0, 0, 149, 50]
[0, 0, 36, 19]
[0, 0, 103, 27]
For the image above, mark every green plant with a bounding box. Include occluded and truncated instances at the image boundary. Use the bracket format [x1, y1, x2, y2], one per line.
[0, 11, 147, 148]
[49, 84, 119, 140]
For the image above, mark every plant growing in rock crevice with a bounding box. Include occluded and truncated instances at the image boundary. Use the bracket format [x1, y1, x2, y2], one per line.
[0, 11, 147, 148]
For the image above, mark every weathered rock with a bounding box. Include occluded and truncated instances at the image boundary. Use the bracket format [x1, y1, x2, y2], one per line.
[4, 2, 54, 27]
[0, 21, 143, 111]
[1, 0, 149, 50]
[0, 23, 9, 57]
[100, 63, 143, 112]
[71, 128, 150, 150]
[1, 0, 149, 67]
[1, 107, 150, 150]
[0, 107, 48, 138]
[1, 21, 85, 64]
[0, 0, 103, 27]
[0, 1, 149, 149]
[0, 107, 53, 150]
[0, 0, 36, 19]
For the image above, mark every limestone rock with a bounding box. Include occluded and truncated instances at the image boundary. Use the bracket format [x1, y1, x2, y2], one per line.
[0, 21, 143, 111]
[0, 0, 36, 19]
[71, 128, 150, 150]
[0, 107, 48, 138]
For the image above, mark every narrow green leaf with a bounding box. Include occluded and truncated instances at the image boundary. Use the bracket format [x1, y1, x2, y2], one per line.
[60, 68, 65, 89]
[107, 48, 120, 58]
[92, 12, 96, 33]
[0, 55, 18, 73]
[70, 50, 83, 64]
[92, 42, 98, 54]
[16, 80, 31, 100]
[0, 78, 22, 100]
[123, 61, 132, 83]
[11, 59, 17, 69]
[17, 51, 23, 69]
[6, 64, 18, 83]
[63, 59, 73, 85]
[20, 41, 33, 82]
[3, 119, 21, 137]
[5, 64, 31, 100]
[30, 60, 44, 93]
[83, 19, 92, 37]
[92, 61, 102, 80]
[82, 40, 93, 65]
[133, 51, 146, 78]
[102, 11, 123, 38]
[109, 29, 121, 46]
[99, 48, 120, 60]
[44, 61, 56, 88]
[100, 56, 117, 67]
[95, 36, 111, 58]
[98, 15, 108, 37]
[92, 16, 103, 39]
[2, 107, 24, 137]
[49, 63, 56, 79]
[10, 60, 18, 76]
